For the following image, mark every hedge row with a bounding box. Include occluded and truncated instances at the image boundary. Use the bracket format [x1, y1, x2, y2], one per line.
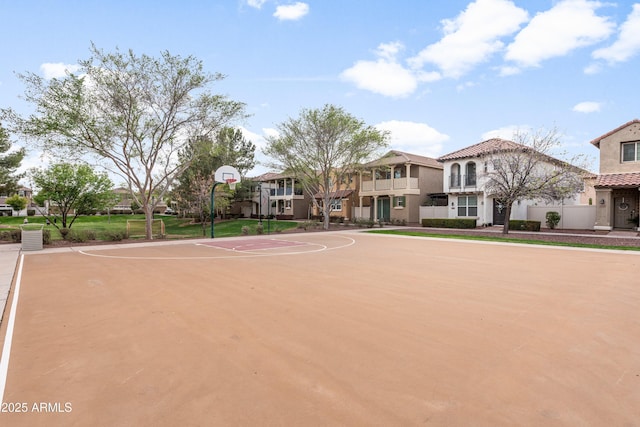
[421, 218, 477, 229]
[508, 220, 541, 231]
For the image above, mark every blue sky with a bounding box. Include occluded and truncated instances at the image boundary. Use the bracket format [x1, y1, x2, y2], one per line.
[1, 0, 639, 179]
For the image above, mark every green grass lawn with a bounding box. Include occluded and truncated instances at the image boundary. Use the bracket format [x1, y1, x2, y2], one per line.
[0, 214, 298, 241]
[367, 229, 640, 252]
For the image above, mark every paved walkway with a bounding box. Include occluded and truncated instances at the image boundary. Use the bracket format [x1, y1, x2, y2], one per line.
[0, 244, 21, 326]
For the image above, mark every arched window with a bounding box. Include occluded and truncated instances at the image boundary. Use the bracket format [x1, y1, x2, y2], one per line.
[465, 162, 476, 186]
[450, 163, 461, 187]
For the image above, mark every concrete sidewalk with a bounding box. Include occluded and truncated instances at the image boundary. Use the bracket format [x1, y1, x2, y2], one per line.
[0, 244, 21, 326]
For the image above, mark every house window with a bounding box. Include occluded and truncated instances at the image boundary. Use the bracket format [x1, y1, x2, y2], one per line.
[394, 196, 405, 208]
[285, 200, 292, 209]
[457, 195, 478, 217]
[450, 163, 461, 187]
[465, 162, 476, 186]
[330, 200, 342, 211]
[394, 169, 402, 178]
[622, 141, 640, 162]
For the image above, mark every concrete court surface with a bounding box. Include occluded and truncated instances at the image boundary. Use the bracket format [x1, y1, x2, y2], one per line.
[0, 231, 639, 426]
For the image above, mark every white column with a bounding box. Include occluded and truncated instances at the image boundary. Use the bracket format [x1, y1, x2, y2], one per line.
[373, 195, 379, 221]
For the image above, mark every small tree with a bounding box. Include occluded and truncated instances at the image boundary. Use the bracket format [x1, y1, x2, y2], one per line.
[545, 211, 561, 229]
[5, 194, 27, 213]
[483, 127, 589, 234]
[0, 124, 26, 195]
[3, 44, 246, 239]
[31, 163, 114, 230]
[264, 104, 388, 230]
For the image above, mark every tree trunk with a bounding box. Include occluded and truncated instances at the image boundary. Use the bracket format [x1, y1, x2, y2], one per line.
[323, 196, 331, 230]
[501, 203, 513, 234]
[145, 205, 154, 240]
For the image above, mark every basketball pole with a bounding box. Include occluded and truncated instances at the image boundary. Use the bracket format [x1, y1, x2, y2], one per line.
[210, 182, 219, 238]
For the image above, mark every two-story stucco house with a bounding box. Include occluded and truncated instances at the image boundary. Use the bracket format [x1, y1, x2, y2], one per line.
[591, 119, 640, 231]
[356, 150, 443, 223]
[438, 138, 591, 226]
[244, 172, 311, 220]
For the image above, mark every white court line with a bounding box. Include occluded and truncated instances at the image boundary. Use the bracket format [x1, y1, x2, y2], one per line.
[78, 235, 356, 260]
[0, 254, 24, 403]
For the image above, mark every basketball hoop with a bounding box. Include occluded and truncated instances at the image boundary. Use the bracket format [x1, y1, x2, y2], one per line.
[226, 178, 237, 191]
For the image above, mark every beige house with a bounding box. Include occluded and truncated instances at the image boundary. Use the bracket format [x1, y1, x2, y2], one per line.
[357, 150, 443, 223]
[591, 119, 640, 231]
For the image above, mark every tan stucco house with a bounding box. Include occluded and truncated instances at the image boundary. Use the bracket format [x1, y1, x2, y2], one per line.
[357, 150, 443, 223]
[591, 119, 640, 231]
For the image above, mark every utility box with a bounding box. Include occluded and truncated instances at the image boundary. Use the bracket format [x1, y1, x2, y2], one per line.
[21, 224, 43, 251]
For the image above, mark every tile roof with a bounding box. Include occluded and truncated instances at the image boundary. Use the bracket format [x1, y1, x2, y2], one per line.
[365, 150, 442, 169]
[437, 138, 524, 161]
[595, 172, 640, 188]
[590, 119, 640, 148]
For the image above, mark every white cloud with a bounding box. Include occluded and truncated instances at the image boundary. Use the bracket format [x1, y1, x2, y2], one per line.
[592, 3, 640, 63]
[583, 63, 602, 74]
[498, 65, 521, 76]
[505, 0, 614, 67]
[273, 2, 309, 21]
[40, 62, 81, 80]
[572, 101, 601, 113]
[481, 124, 528, 141]
[375, 120, 449, 157]
[340, 42, 418, 97]
[247, 0, 267, 9]
[408, 0, 528, 78]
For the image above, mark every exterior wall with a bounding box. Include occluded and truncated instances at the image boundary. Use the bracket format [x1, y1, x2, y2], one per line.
[528, 205, 597, 230]
[419, 206, 448, 220]
[598, 122, 640, 174]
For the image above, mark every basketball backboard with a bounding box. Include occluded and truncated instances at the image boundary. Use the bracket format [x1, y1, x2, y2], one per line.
[214, 165, 241, 185]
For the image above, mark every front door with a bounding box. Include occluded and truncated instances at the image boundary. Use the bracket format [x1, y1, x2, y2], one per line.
[493, 199, 507, 225]
[377, 197, 390, 222]
[613, 197, 636, 229]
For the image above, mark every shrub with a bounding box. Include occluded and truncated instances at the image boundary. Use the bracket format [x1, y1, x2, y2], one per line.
[67, 229, 90, 243]
[545, 211, 561, 229]
[0, 231, 11, 241]
[509, 220, 541, 231]
[256, 224, 264, 235]
[42, 229, 51, 245]
[353, 217, 375, 228]
[422, 218, 477, 229]
[10, 229, 21, 243]
[27, 209, 36, 216]
[241, 226, 250, 235]
[59, 228, 70, 240]
[102, 230, 125, 241]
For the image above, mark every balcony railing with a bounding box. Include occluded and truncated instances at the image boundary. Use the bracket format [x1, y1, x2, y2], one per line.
[361, 177, 418, 192]
[269, 188, 304, 196]
[449, 174, 476, 189]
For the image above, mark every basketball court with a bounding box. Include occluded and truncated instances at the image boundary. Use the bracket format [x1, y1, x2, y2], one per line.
[1, 231, 639, 426]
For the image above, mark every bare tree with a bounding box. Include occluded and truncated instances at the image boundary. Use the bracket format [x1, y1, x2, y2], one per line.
[263, 104, 388, 229]
[2, 44, 245, 239]
[484, 127, 591, 234]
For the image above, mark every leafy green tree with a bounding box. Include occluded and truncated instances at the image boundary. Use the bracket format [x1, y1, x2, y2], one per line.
[264, 104, 388, 229]
[214, 127, 256, 176]
[171, 127, 255, 235]
[0, 124, 26, 196]
[31, 163, 114, 229]
[5, 194, 27, 212]
[2, 44, 245, 239]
